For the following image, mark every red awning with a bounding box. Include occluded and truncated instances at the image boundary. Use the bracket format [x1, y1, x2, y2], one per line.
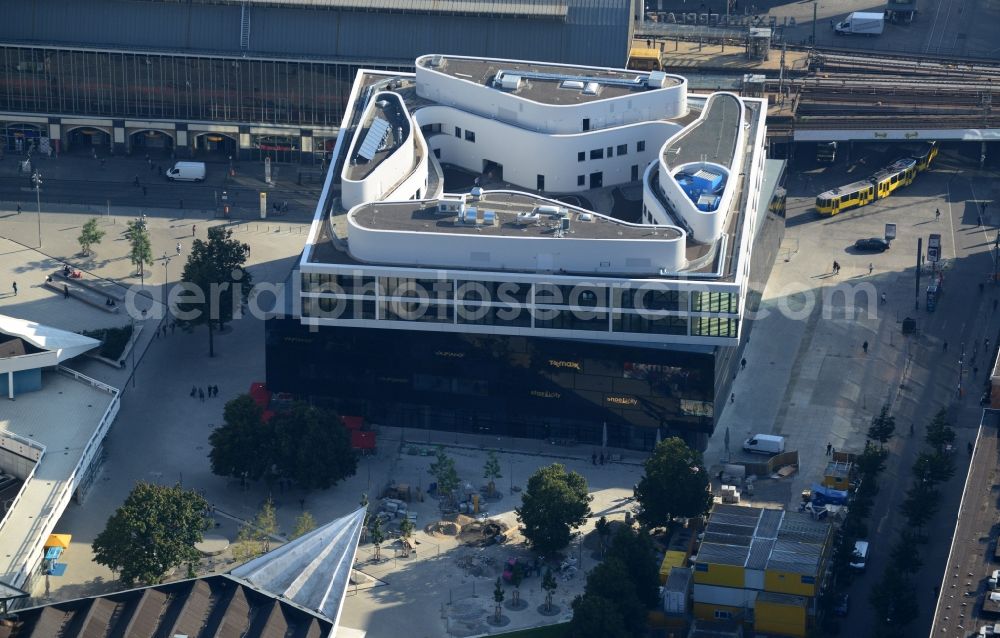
[341, 416, 364, 430]
[351, 430, 375, 450]
[249, 382, 271, 409]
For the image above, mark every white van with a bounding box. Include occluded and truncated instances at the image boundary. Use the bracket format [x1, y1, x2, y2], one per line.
[850, 540, 869, 570]
[742, 434, 786, 455]
[166, 161, 206, 182]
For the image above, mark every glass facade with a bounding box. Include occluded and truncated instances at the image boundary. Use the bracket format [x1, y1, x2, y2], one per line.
[0, 44, 407, 128]
[265, 320, 717, 450]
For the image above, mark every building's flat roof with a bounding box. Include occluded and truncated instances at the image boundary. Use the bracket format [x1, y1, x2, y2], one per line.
[420, 56, 680, 105]
[350, 193, 682, 241]
[0, 370, 116, 585]
[344, 92, 410, 182]
[663, 92, 742, 168]
[696, 505, 830, 576]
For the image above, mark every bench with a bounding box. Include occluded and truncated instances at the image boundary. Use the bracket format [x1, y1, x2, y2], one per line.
[44, 280, 119, 313]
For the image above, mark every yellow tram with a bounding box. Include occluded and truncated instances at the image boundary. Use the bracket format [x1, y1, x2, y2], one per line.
[815, 142, 935, 216]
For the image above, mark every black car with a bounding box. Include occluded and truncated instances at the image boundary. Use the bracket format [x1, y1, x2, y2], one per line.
[833, 593, 849, 617]
[854, 238, 890, 252]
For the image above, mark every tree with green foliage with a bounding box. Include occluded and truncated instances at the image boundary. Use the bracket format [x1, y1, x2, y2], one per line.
[175, 226, 251, 357]
[595, 516, 611, 557]
[232, 497, 280, 562]
[398, 517, 415, 557]
[509, 561, 525, 606]
[542, 568, 558, 612]
[516, 463, 591, 556]
[493, 577, 505, 623]
[829, 529, 860, 587]
[77, 218, 105, 256]
[92, 482, 209, 586]
[126, 219, 153, 282]
[911, 450, 955, 485]
[429, 446, 460, 504]
[869, 566, 920, 635]
[900, 482, 940, 530]
[290, 511, 317, 540]
[569, 595, 630, 638]
[209, 394, 273, 482]
[855, 445, 888, 480]
[370, 516, 385, 562]
[483, 450, 503, 498]
[889, 531, 924, 575]
[635, 437, 712, 529]
[868, 405, 896, 448]
[360, 493, 370, 543]
[607, 526, 660, 609]
[272, 403, 357, 489]
[925, 409, 956, 453]
[582, 558, 647, 636]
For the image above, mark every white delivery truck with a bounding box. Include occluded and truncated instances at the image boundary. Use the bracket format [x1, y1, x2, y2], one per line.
[742, 434, 786, 455]
[834, 12, 885, 35]
[166, 161, 206, 182]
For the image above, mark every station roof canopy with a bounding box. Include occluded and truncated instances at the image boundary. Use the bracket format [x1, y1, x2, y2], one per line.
[0, 314, 99, 362]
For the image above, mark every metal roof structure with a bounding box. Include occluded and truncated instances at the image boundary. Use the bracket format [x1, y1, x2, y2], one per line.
[0, 315, 99, 363]
[1, 575, 332, 638]
[231, 507, 367, 629]
[1, 0, 632, 68]
[696, 505, 831, 576]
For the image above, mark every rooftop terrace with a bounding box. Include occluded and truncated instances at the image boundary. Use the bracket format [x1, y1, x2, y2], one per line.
[663, 92, 742, 169]
[349, 192, 682, 241]
[418, 55, 680, 105]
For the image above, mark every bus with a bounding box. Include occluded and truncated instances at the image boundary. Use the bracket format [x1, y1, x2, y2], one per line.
[627, 47, 663, 71]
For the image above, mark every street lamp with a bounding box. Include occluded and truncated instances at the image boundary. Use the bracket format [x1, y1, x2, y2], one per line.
[31, 172, 42, 248]
[163, 253, 171, 323]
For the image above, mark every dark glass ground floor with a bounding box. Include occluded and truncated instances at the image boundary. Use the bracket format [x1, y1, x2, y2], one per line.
[265, 322, 723, 451]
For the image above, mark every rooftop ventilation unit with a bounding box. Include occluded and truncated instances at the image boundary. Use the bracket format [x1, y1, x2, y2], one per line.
[498, 73, 522, 91]
[517, 212, 540, 224]
[582, 82, 601, 95]
[577, 213, 593, 222]
[470, 186, 484, 200]
[560, 80, 585, 90]
[376, 99, 390, 108]
[482, 210, 497, 226]
[647, 71, 668, 88]
[460, 207, 478, 224]
[428, 55, 443, 67]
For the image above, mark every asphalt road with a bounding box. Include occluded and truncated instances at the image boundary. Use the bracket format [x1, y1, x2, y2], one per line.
[0, 152, 325, 221]
[829, 162, 999, 635]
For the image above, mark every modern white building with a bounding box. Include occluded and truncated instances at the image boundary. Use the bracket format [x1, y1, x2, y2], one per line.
[267, 55, 786, 449]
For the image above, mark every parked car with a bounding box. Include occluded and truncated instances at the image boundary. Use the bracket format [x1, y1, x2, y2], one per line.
[854, 237, 890, 252]
[989, 569, 1000, 589]
[833, 593, 850, 617]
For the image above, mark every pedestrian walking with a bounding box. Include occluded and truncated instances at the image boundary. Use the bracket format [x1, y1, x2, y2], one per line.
[142, 185, 147, 196]
[730, 392, 735, 403]
[133, 175, 140, 187]
[190, 386, 196, 397]
[16, 204, 20, 215]
[176, 242, 182, 255]
[868, 263, 874, 275]
[935, 208, 940, 220]
[592, 451, 597, 465]
[170, 322, 176, 334]
[599, 453, 605, 465]
[92, 148, 97, 160]
[974, 366, 979, 377]
[11, 282, 16, 296]
[63, 285, 69, 299]
[862, 340, 869, 354]
[198, 388, 205, 401]
[192, 224, 196, 237]
[943, 340, 948, 352]
[162, 324, 167, 337]
[740, 357, 747, 370]
[832, 260, 838, 274]
[880, 292, 886, 305]
[825, 442, 832, 455]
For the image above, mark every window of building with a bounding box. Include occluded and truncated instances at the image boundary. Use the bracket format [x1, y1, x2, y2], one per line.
[455, 126, 462, 138]
[465, 130, 476, 143]
[537, 175, 545, 191]
[637, 140, 646, 152]
[578, 151, 586, 162]
[714, 611, 733, 620]
[617, 144, 628, 156]
[691, 316, 738, 338]
[631, 164, 639, 181]
[577, 175, 585, 186]
[590, 149, 603, 160]
[607, 146, 613, 157]
[583, 118, 590, 131]
[691, 291, 738, 313]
